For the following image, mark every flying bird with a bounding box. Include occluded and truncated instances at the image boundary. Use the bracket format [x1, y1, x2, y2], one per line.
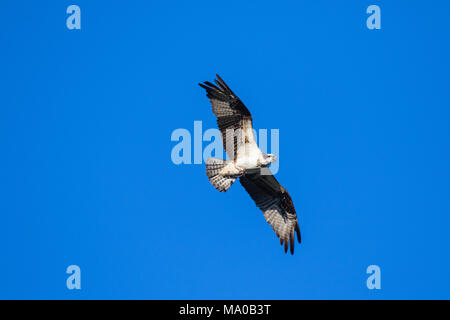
[199, 75, 301, 254]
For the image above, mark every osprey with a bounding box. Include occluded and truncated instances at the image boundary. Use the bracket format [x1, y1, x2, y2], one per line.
[199, 75, 301, 254]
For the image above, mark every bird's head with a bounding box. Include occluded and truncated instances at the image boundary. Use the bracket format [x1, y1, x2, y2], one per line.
[262, 153, 277, 166]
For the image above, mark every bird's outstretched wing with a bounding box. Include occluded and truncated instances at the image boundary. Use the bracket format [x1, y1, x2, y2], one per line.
[239, 170, 301, 254]
[199, 75, 253, 160]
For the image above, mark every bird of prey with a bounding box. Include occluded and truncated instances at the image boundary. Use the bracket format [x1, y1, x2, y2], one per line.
[199, 75, 301, 254]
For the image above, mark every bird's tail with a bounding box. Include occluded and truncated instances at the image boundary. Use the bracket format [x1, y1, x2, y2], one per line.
[206, 158, 237, 192]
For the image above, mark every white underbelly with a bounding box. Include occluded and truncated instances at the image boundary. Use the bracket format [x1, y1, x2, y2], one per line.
[235, 143, 261, 169]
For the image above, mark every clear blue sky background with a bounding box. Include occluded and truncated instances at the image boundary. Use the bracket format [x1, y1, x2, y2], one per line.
[1, 1, 449, 299]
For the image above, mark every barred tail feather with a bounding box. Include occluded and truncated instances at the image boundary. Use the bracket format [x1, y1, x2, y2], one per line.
[206, 158, 236, 192]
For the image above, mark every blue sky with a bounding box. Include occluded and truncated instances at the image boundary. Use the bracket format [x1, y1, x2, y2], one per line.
[1, 1, 450, 299]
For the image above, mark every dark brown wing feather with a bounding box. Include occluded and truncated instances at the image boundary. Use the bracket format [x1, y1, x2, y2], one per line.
[199, 75, 252, 160]
[239, 170, 301, 254]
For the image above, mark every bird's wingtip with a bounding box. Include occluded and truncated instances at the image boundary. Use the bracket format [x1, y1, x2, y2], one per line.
[198, 82, 208, 90]
[296, 223, 301, 244]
